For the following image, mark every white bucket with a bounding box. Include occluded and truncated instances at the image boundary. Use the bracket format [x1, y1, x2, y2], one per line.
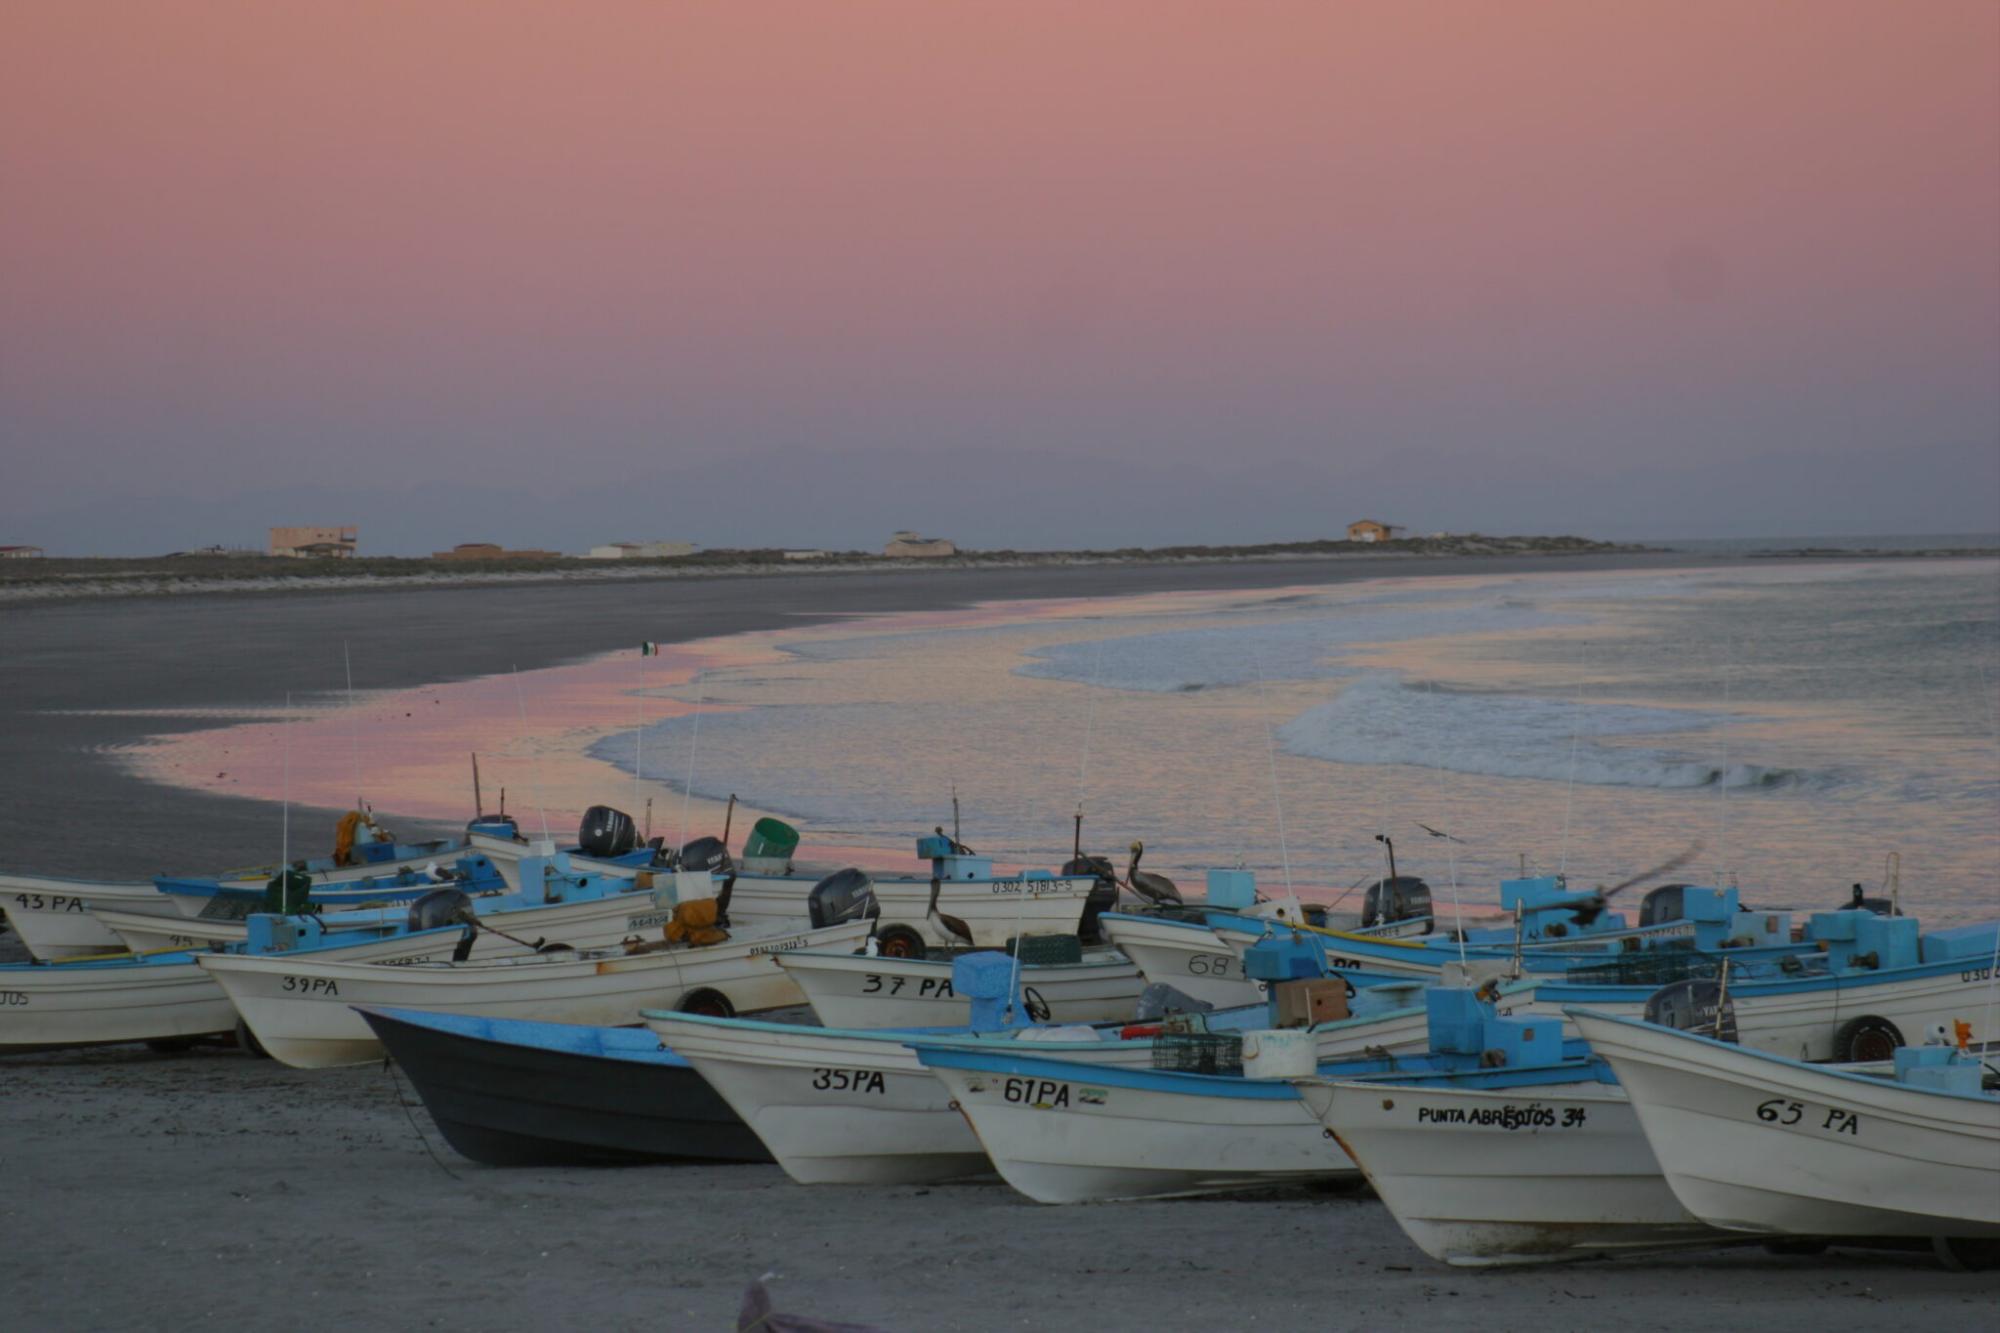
[1240, 1028, 1317, 1079]
[673, 868, 717, 903]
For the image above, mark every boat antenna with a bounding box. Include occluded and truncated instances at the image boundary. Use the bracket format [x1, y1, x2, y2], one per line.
[344, 640, 363, 810]
[633, 646, 647, 823]
[1423, 682, 1468, 963]
[281, 690, 292, 876]
[674, 669, 706, 853]
[951, 785, 961, 848]
[1715, 649, 1732, 889]
[471, 753, 483, 820]
[1558, 641, 1588, 880]
[1073, 637, 1103, 865]
[1073, 806, 1083, 863]
[510, 666, 552, 844]
[1253, 656, 1294, 899]
[1882, 851, 1901, 918]
[721, 794, 738, 851]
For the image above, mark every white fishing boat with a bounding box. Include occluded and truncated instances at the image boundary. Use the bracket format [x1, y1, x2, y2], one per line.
[0, 898, 604, 1053]
[0, 951, 239, 1051]
[1723, 920, 2000, 1061]
[915, 1044, 1356, 1203]
[199, 918, 871, 1069]
[643, 1012, 995, 1184]
[482, 818, 1100, 951]
[1097, 913, 1267, 1007]
[0, 874, 155, 960]
[93, 873, 669, 957]
[1570, 1009, 2000, 1257]
[772, 947, 1145, 1029]
[1301, 1068, 1724, 1266]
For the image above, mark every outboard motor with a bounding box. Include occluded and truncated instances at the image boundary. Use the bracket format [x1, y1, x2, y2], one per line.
[1644, 978, 1736, 1042]
[807, 868, 878, 929]
[675, 836, 731, 873]
[1840, 883, 1898, 916]
[1637, 883, 1690, 928]
[407, 887, 474, 933]
[1064, 853, 1119, 943]
[578, 805, 639, 859]
[1361, 876, 1433, 929]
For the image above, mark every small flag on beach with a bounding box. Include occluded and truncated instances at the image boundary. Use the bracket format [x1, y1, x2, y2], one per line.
[640, 641, 660, 656]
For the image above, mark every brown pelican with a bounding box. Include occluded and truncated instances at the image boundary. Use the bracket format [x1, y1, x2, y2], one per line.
[1122, 840, 1182, 907]
[926, 874, 975, 948]
[1570, 843, 1703, 928]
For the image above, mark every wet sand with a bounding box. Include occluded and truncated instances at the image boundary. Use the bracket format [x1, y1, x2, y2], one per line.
[0, 551, 1705, 884]
[6, 552, 1992, 1330]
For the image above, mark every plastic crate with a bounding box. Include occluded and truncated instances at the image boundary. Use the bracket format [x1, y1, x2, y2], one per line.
[1151, 1033, 1243, 1075]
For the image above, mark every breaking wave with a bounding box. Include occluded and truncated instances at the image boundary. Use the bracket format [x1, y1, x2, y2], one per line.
[1276, 673, 1836, 792]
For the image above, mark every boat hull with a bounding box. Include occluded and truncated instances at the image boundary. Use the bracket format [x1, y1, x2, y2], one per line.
[0, 875, 154, 959]
[1730, 961, 2000, 1062]
[357, 1007, 771, 1165]
[0, 955, 236, 1049]
[924, 1057, 1355, 1203]
[200, 920, 867, 1069]
[1309, 1078, 1722, 1266]
[649, 1017, 989, 1184]
[1571, 1010, 2000, 1239]
[1097, 915, 1265, 1007]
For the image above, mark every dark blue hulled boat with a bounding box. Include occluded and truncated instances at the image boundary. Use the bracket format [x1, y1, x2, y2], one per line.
[356, 1007, 772, 1167]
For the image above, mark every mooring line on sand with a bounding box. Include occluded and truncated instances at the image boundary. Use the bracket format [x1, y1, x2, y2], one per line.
[381, 1054, 464, 1183]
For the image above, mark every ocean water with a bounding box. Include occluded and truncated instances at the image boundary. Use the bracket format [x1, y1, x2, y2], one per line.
[570, 559, 2000, 925]
[140, 558, 2000, 926]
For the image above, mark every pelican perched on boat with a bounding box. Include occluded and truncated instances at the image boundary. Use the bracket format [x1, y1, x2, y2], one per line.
[926, 875, 975, 948]
[1122, 841, 1182, 907]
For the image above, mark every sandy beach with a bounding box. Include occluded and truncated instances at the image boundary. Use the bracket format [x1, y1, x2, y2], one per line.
[4, 553, 1994, 1331]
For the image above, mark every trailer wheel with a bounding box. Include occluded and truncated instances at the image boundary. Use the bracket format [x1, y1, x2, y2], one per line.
[875, 926, 926, 960]
[679, 989, 735, 1018]
[1831, 1015, 1901, 1063]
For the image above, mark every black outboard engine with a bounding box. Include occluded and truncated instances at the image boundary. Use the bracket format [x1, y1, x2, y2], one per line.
[1361, 876, 1433, 929]
[675, 836, 731, 873]
[1064, 854, 1120, 943]
[1840, 883, 1898, 915]
[1638, 883, 1691, 928]
[807, 868, 879, 929]
[407, 887, 474, 932]
[578, 805, 639, 859]
[1645, 978, 1736, 1042]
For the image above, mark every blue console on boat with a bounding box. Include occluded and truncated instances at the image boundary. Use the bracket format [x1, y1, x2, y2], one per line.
[1205, 869, 1257, 911]
[1894, 1043, 1984, 1096]
[953, 952, 1024, 1031]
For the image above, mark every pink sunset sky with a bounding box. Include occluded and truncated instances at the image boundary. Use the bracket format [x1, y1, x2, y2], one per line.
[2, 2, 1995, 553]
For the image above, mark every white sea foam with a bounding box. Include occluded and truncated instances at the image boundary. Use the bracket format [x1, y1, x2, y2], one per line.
[1276, 673, 1830, 791]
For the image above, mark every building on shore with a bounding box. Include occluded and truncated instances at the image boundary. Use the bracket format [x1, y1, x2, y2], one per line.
[165, 545, 261, 558]
[269, 525, 357, 558]
[884, 530, 957, 558]
[585, 540, 697, 560]
[431, 542, 563, 561]
[0, 545, 45, 558]
[1346, 519, 1405, 543]
[782, 549, 830, 561]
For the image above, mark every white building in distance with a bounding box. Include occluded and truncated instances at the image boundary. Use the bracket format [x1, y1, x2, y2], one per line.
[884, 530, 957, 558]
[586, 540, 697, 560]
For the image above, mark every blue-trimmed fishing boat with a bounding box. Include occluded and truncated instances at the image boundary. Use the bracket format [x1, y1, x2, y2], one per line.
[355, 1007, 772, 1166]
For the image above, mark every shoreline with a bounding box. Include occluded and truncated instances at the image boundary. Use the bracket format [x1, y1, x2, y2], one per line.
[0, 547, 1986, 888]
[0, 539, 1661, 605]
